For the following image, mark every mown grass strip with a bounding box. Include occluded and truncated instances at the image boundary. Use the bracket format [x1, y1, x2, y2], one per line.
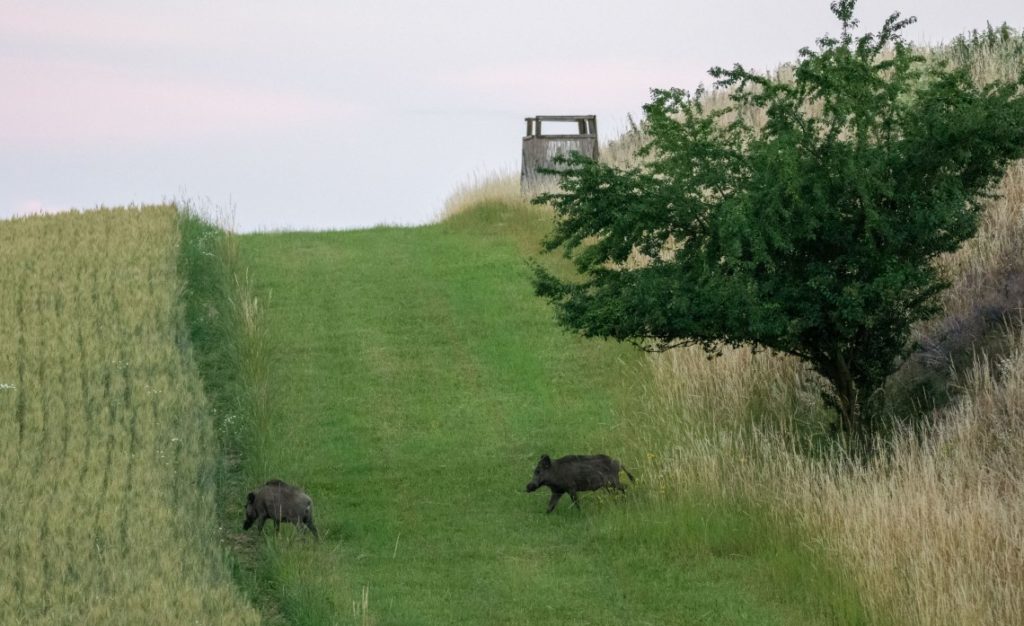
[228, 200, 864, 624]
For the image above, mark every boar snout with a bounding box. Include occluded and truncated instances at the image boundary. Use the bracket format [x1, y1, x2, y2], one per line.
[243, 491, 258, 530]
[525, 454, 552, 493]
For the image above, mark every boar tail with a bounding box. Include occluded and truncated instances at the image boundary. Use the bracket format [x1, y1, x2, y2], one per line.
[622, 466, 635, 483]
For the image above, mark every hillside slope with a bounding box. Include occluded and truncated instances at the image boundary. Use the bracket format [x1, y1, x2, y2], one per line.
[232, 202, 857, 625]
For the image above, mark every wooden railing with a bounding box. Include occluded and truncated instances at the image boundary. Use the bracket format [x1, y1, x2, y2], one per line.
[521, 115, 598, 195]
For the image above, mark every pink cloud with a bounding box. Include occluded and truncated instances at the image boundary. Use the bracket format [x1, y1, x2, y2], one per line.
[0, 56, 356, 146]
[0, 2, 244, 53]
[15, 199, 45, 215]
[437, 59, 709, 113]
[9, 199, 72, 218]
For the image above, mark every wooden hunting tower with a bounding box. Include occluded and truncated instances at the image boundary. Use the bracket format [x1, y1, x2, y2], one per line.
[521, 115, 598, 195]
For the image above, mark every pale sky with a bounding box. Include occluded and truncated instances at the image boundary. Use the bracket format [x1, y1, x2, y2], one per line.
[2, 1, 1021, 232]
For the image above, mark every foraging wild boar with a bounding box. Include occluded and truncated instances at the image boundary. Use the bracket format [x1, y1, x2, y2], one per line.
[243, 479, 319, 538]
[525, 454, 635, 513]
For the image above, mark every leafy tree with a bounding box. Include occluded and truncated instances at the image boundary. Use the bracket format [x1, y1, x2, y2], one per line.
[532, 0, 1024, 436]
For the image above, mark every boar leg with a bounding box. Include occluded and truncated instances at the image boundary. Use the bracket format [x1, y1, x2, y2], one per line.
[568, 491, 580, 509]
[546, 491, 564, 513]
[256, 517, 267, 533]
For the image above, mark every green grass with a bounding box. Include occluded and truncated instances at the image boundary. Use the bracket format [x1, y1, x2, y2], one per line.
[216, 201, 863, 624]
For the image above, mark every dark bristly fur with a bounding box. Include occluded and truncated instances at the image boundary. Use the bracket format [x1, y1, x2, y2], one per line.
[526, 454, 635, 512]
[243, 479, 319, 538]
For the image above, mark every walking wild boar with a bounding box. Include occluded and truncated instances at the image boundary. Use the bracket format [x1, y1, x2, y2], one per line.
[525, 454, 635, 512]
[243, 479, 319, 538]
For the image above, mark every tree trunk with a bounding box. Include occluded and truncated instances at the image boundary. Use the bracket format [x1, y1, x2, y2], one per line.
[825, 351, 861, 437]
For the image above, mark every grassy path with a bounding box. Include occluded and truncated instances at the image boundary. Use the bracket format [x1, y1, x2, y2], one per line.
[237, 204, 827, 625]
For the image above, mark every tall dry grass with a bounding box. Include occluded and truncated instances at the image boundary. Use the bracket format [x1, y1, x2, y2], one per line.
[439, 169, 527, 220]
[639, 326, 1024, 624]
[443, 26, 1024, 625]
[636, 32, 1024, 626]
[0, 206, 259, 625]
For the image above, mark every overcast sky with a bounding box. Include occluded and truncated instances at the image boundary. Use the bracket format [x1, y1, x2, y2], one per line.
[2, 1, 1021, 232]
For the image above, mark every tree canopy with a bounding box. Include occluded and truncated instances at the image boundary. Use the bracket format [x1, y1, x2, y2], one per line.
[533, 0, 1024, 435]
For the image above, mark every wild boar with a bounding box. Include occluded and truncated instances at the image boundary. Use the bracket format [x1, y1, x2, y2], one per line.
[243, 479, 319, 538]
[525, 454, 635, 513]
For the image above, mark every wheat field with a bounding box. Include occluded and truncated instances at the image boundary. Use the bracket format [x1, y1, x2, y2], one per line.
[1, 24, 1017, 626]
[0, 206, 259, 625]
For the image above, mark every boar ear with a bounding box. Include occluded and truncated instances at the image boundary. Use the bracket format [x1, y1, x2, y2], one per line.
[540, 455, 552, 468]
[246, 491, 255, 504]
